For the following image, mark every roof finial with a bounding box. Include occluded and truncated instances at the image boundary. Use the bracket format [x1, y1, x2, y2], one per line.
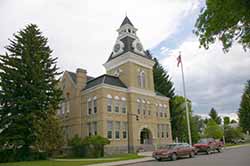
[125, 11, 127, 17]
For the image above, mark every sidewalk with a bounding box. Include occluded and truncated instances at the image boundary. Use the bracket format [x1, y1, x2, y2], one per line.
[85, 157, 154, 166]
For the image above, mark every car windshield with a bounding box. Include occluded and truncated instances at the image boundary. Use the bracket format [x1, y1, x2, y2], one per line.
[161, 144, 179, 149]
[198, 139, 208, 144]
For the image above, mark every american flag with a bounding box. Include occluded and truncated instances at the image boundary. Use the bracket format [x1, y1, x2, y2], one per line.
[177, 55, 182, 67]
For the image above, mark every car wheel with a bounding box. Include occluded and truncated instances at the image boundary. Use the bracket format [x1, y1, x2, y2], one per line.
[217, 147, 222, 153]
[156, 158, 162, 161]
[206, 148, 211, 155]
[171, 153, 177, 161]
[189, 151, 195, 158]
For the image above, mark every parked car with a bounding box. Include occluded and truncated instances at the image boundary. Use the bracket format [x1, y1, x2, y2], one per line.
[193, 138, 223, 154]
[152, 143, 195, 161]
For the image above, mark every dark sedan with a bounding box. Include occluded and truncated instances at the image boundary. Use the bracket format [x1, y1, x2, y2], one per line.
[152, 143, 195, 161]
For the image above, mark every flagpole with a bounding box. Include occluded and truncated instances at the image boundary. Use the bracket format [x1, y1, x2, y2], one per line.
[179, 51, 192, 145]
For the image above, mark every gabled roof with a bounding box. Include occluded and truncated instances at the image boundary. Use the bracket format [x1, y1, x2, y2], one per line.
[120, 16, 134, 27]
[83, 74, 127, 90]
[67, 71, 94, 84]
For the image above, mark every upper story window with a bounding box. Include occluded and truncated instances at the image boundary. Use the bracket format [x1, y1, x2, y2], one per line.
[137, 70, 145, 88]
[107, 94, 112, 112]
[137, 99, 141, 114]
[121, 97, 127, 114]
[87, 98, 92, 115]
[114, 96, 120, 113]
[61, 103, 65, 115]
[66, 101, 70, 113]
[93, 96, 97, 113]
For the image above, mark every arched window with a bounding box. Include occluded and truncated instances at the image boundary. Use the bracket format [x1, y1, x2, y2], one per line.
[138, 70, 146, 88]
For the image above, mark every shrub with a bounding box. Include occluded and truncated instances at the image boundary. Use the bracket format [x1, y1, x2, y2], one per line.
[68, 135, 110, 158]
[83, 135, 110, 158]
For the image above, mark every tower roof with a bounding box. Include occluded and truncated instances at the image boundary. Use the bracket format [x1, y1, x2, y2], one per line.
[120, 16, 134, 27]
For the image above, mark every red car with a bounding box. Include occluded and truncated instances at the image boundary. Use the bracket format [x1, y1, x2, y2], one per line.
[193, 138, 223, 154]
[152, 143, 195, 161]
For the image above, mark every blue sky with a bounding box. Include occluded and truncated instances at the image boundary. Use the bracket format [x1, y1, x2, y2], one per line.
[0, 0, 249, 120]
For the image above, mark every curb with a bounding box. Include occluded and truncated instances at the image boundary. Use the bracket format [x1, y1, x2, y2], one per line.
[224, 143, 250, 150]
[85, 157, 154, 166]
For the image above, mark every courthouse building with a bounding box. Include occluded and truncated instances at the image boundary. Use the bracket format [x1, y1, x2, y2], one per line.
[59, 16, 172, 154]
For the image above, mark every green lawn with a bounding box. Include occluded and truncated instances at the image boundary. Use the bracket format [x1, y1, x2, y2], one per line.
[0, 153, 142, 166]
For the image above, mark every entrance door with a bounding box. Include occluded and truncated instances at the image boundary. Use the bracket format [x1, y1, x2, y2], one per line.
[140, 128, 152, 144]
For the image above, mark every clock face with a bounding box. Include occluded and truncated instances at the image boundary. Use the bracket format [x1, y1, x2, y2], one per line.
[136, 43, 143, 52]
[114, 43, 120, 53]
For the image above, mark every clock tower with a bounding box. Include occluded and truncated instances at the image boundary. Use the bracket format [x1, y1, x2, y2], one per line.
[104, 16, 155, 92]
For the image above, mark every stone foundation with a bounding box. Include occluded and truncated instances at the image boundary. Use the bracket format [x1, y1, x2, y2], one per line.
[104, 145, 128, 155]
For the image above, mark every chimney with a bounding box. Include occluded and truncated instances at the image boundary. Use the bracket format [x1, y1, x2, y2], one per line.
[76, 68, 87, 92]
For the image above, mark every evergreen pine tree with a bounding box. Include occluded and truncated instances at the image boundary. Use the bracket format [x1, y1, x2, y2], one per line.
[0, 24, 62, 159]
[209, 108, 222, 125]
[239, 80, 250, 133]
[153, 58, 175, 98]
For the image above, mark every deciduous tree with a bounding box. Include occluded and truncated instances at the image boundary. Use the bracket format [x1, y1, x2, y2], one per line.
[204, 119, 224, 139]
[194, 0, 250, 52]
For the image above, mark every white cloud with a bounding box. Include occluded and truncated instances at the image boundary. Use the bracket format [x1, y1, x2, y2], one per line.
[161, 35, 250, 116]
[0, 0, 200, 77]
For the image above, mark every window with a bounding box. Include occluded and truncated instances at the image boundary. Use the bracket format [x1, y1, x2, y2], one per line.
[148, 104, 151, 116]
[114, 100, 119, 113]
[164, 112, 167, 118]
[121, 100, 126, 114]
[156, 112, 158, 117]
[137, 100, 141, 114]
[143, 103, 146, 116]
[138, 71, 146, 88]
[122, 122, 127, 139]
[93, 97, 97, 113]
[87, 99, 92, 115]
[107, 121, 113, 139]
[87, 123, 91, 136]
[141, 72, 145, 88]
[160, 112, 163, 117]
[66, 101, 70, 113]
[93, 122, 97, 135]
[107, 98, 112, 112]
[148, 110, 151, 116]
[60, 103, 64, 115]
[115, 121, 120, 139]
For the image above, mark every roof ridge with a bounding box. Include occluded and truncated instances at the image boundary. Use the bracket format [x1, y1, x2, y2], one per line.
[86, 74, 104, 83]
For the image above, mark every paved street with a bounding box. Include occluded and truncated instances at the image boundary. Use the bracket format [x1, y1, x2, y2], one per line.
[129, 146, 250, 166]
